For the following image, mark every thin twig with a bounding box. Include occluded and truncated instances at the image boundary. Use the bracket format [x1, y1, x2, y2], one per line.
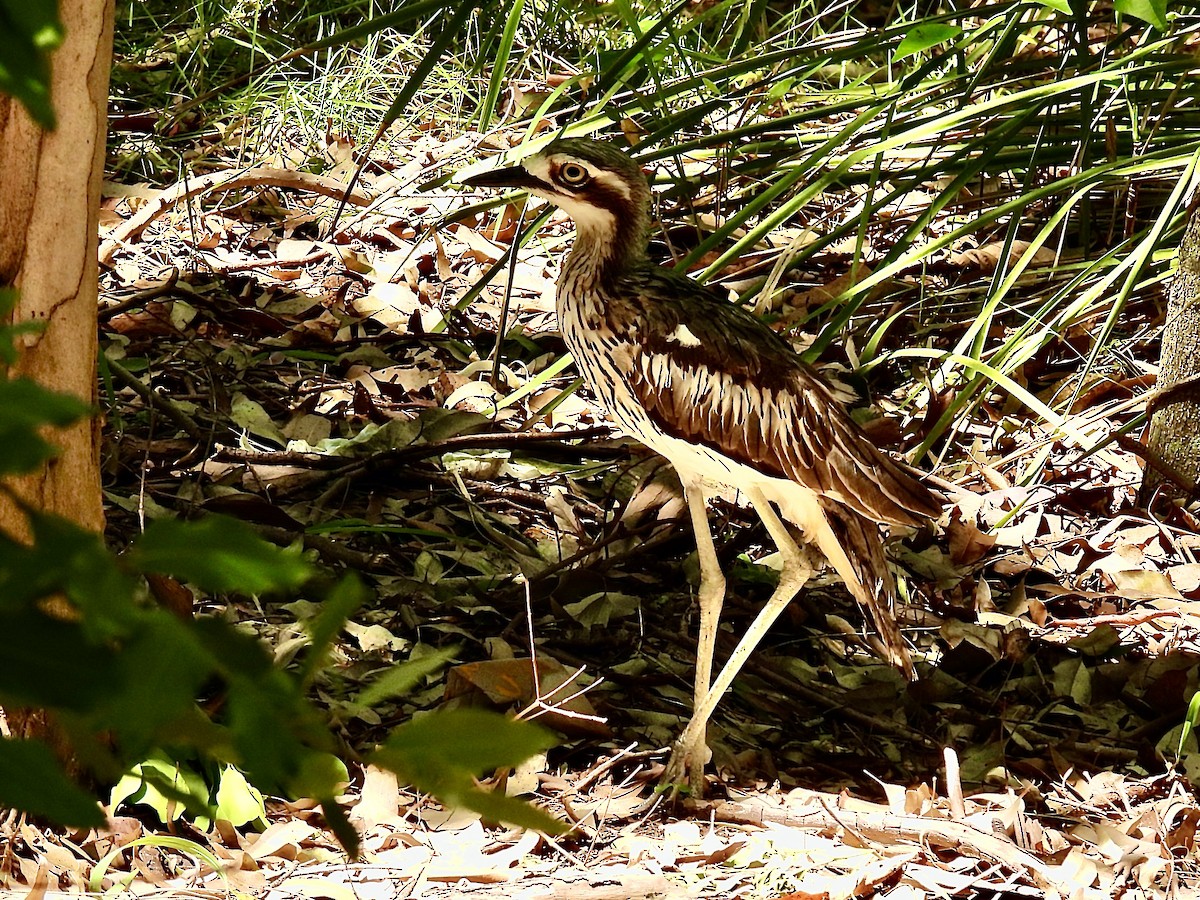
[105, 355, 206, 444]
[98, 268, 181, 322]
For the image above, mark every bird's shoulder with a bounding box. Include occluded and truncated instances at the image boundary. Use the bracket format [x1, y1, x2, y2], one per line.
[603, 265, 942, 526]
[607, 264, 839, 400]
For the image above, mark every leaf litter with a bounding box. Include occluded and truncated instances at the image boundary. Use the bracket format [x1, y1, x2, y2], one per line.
[13, 114, 1196, 897]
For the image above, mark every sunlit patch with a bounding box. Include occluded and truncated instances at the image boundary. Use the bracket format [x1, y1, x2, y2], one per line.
[667, 323, 702, 347]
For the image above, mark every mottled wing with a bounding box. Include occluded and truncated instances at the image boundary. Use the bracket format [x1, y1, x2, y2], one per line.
[620, 271, 941, 527]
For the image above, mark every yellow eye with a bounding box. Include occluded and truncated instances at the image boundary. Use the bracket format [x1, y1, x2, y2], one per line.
[558, 162, 589, 186]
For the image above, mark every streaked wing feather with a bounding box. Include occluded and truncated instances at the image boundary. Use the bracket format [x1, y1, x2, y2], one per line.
[621, 272, 941, 526]
[819, 502, 916, 679]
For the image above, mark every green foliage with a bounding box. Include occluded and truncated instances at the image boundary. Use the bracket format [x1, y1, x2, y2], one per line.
[0, 500, 356, 830]
[895, 24, 962, 61]
[0, 293, 90, 472]
[1179, 690, 1200, 757]
[374, 709, 565, 833]
[90, 834, 230, 894]
[1115, 0, 1168, 30]
[0, 0, 570, 845]
[351, 645, 460, 710]
[111, 752, 267, 828]
[0, 0, 62, 128]
[0, 301, 561, 840]
[129, 516, 312, 593]
[0, 739, 106, 826]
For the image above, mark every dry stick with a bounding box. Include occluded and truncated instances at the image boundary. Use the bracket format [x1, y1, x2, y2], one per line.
[218, 247, 332, 273]
[573, 743, 645, 792]
[98, 267, 181, 321]
[105, 355, 206, 444]
[1046, 609, 1182, 629]
[691, 797, 1058, 894]
[98, 168, 373, 266]
[207, 429, 614, 506]
[1145, 369, 1200, 416]
[424, 471, 566, 512]
[212, 427, 615, 471]
[221, 429, 620, 503]
[252, 524, 394, 572]
[943, 746, 966, 820]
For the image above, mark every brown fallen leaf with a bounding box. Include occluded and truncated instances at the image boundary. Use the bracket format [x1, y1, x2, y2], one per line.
[445, 657, 609, 737]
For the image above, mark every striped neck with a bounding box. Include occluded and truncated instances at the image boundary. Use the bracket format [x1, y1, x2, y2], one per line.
[560, 194, 650, 286]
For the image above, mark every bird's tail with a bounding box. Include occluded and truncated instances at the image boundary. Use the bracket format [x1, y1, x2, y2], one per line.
[812, 504, 917, 681]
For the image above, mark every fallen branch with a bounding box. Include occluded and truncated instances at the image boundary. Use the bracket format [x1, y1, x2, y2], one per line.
[1046, 609, 1182, 628]
[692, 796, 1058, 895]
[99, 167, 373, 265]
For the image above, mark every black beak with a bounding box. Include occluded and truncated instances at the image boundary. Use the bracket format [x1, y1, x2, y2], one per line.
[462, 165, 546, 191]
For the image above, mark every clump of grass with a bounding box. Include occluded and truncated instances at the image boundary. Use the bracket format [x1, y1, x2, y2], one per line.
[111, 0, 1200, 479]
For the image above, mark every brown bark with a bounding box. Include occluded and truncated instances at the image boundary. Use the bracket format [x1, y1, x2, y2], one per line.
[0, 0, 112, 537]
[1141, 193, 1200, 504]
[0, 0, 113, 757]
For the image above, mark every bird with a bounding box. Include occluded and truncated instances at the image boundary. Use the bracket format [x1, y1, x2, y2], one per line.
[463, 137, 942, 793]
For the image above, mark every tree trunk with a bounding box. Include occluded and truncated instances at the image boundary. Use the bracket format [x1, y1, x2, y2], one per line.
[0, 0, 112, 537]
[1141, 192, 1200, 504]
[0, 0, 113, 756]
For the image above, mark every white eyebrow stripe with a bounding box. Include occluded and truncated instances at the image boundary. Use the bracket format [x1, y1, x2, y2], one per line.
[588, 169, 631, 199]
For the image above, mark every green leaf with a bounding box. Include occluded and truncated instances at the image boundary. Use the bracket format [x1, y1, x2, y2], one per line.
[102, 617, 213, 749]
[448, 784, 567, 833]
[562, 592, 640, 627]
[25, 513, 139, 629]
[298, 575, 365, 683]
[292, 752, 350, 801]
[0, 425, 58, 474]
[193, 617, 343, 795]
[110, 752, 210, 823]
[1180, 691, 1200, 757]
[320, 799, 360, 858]
[377, 709, 557, 777]
[130, 516, 313, 593]
[1037, 0, 1072, 12]
[352, 646, 458, 710]
[0, 0, 62, 129]
[1114, 0, 1167, 29]
[374, 710, 563, 833]
[214, 765, 266, 827]
[0, 738, 104, 827]
[89, 835, 226, 894]
[0, 378, 88, 427]
[193, 617, 341, 794]
[0, 378, 91, 474]
[895, 23, 962, 60]
[0, 611, 118, 710]
[192, 617, 275, 679]
[230, 392, 286, 446]
[0, 0, 64, 48]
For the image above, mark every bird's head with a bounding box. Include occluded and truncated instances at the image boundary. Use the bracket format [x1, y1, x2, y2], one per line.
[463, 138, 651, 251]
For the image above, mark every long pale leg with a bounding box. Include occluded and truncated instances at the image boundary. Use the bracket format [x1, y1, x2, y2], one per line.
[665, 482, 726, 791]
[666, 486, 815, 790]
